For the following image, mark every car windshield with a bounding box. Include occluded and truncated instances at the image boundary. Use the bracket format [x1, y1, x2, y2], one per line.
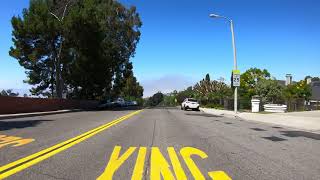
[188, 99, 198, 102]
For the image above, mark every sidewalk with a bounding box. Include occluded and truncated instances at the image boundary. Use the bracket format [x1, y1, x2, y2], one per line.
[0, 109, 80, 120]
[201, 108, 320, 132]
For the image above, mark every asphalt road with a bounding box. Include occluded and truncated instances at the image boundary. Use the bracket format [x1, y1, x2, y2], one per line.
[0, 107, 320, 180]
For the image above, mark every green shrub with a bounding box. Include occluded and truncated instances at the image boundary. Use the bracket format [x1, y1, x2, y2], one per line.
[203, 103, 224, 109]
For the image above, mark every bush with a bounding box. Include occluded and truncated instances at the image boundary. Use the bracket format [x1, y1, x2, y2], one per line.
[239, 97, 251, 110]
[203, 103, 224, 109]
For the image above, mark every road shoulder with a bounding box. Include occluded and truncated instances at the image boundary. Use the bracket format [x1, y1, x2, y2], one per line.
[201, 108, 320, 132]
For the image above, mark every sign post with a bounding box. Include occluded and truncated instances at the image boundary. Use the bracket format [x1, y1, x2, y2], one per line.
[232, 70, 240, 87]
[232, 70, 240, 113]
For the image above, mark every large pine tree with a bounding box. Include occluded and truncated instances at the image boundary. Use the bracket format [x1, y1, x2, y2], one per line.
[10, 0, 143, 100]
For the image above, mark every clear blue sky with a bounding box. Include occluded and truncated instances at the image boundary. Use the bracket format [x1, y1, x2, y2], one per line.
[1, 0, 319, 96]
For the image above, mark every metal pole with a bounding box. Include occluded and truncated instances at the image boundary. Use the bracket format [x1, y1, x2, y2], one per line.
[209, 14, 239, 113]
[230, 20, 238, 113]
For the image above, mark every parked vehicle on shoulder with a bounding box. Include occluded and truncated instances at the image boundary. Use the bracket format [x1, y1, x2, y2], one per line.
[98, 98, 138, 109]
[181, 98, 200, 111]
[126, 100, 138, 106]
[98, 99, 115, 109]
[114, 97, 126, 107]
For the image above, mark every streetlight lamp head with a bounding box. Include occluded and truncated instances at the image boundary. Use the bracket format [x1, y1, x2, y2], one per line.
[209, 14, 220, 18]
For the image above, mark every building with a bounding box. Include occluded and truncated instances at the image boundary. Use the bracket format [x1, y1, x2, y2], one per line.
[285, 74, 293, 86]
[310, 81, 320, 101]
[276, 74, 296, 86]
[308, 81, 320, 110]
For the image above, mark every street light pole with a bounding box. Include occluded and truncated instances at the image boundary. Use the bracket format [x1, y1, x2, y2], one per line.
[209, 14, 238, 113]
[230, 20, 238, 114]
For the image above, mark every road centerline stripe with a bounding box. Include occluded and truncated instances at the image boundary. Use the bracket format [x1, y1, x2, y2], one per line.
[0, 114, 127, 172]
[0, 110, 143, 179]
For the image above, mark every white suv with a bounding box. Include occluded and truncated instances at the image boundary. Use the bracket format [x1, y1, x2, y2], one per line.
[181, 98, 200, 111]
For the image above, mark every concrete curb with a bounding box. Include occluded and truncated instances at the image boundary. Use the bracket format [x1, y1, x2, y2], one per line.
[200, 108, 237, 119]
[0, 109, 82, 120]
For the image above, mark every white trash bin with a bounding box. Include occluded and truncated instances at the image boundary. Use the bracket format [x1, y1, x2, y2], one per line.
[251, 99, 260, 113]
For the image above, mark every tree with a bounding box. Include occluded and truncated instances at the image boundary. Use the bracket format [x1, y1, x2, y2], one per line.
[255, 79, 284, 103]
[193, 74, 232, 105]
[112, 62, 136, 98]
[176, 86, 194, 104]
[147, 92, 164, 106]
[240, 68, 271, 98]
[0, 89, 19, 97]
[10, 0, 62, 97]
[282, 80, 311, 111]
[284, 80, 312, 100]
[162, 93, 177, 106]
[193, 74, 213, 97]
[121, 74, 144, 100]
[63, 0, 142, 99]
[10, 0, 142, 100]
[305, 76, 319, 82]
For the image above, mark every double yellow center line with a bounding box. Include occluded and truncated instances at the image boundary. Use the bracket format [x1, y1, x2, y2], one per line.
[0, 110, 143, 179]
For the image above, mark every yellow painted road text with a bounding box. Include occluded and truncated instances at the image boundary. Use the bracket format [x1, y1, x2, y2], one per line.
[98, 146, 232, 180]
[0, 135, 34, 149]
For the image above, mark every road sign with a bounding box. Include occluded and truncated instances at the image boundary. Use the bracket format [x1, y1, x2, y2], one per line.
[232, 70, 240, 87]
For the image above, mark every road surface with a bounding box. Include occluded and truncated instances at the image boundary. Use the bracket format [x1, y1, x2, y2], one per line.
[0, 107, 319, 179]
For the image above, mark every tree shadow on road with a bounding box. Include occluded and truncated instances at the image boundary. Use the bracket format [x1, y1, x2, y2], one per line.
[0, 120, 53, 131]
[280, 131, 320, 140]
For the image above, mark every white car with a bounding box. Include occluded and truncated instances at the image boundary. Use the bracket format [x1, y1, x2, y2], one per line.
[181, 98, 200, 111]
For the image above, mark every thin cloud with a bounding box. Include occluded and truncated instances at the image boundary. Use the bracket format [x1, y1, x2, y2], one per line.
[141, 74, 196, 97]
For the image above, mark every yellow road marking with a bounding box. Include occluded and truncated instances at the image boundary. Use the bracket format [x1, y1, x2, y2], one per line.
[0, 110, 142, 179]
[0, 139, 35, 149]
[0, 136, 22, 144]
[167, 147, 187, 180]
[98, 146, 232, 180]
[97, 146, 137, 180]
[180, 147, 208, 180]
[0, 135, 35, 149]
[150, 147, 175, 180]
[131, 147, 147, 180]
[208, 171, 232, 180]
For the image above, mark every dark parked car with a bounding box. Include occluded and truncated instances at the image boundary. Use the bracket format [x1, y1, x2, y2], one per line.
[97, 100, 116, 109]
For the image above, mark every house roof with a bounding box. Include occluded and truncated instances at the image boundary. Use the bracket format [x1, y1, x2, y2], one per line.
[311, 81, 320, 87]
[311, 81, 320, 100]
